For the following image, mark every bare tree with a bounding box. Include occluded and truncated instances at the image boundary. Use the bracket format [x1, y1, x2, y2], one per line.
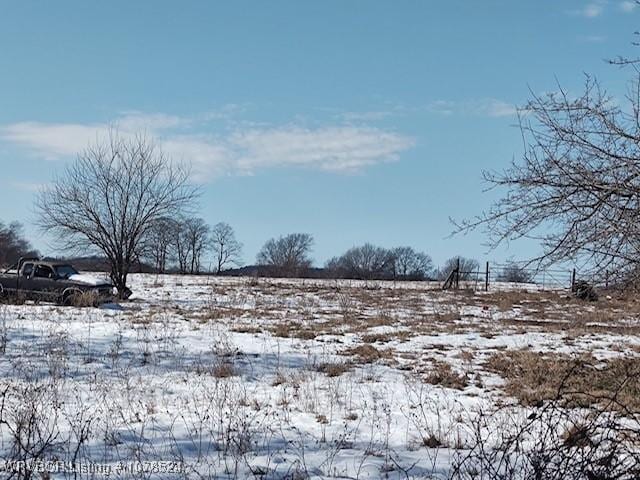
[391, 246, 434, 280]
[168, 217, 210, 274]
[36, 132, 199, 298]
[0, 221, 39, 267]
[173, 220, 190, 274]
[183, 217, 210, 274]
[456, 72, 640, 284]
[326, 244, 395, 280]
[496, 261, 534, 283]
[256, 233, 313, 277]
[211, 222, 242, 274]
[139, 216, 179, 274]
[438, 256, 479, 281]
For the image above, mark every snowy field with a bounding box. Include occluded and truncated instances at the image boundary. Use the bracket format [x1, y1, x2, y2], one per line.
[0, 274, 639, 479]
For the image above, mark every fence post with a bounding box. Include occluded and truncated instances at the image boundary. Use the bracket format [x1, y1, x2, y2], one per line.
[485, 261, 489, 291]
[571, 268, 576, 291]
[455, 257, 460, 289]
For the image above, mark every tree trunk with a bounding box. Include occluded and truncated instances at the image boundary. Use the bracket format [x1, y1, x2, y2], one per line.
[111, 266, 132, 300]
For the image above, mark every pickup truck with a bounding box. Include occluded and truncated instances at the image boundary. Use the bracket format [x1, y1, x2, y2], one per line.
[0, 258, 115, 306]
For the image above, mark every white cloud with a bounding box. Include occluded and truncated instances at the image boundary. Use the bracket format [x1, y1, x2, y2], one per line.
[427, 98, 517, 118]
[161, 126, 414, 181]
[340, 111, 392, 122]
[567, 1, 607, 17]
[577, 34, 607, 43]
[230, 126, 413, 174]
[0, 111, 190, 160]
[481, 100, 518, 117]
[583, 3, 605, 17]
[426, 100, 456, 116]
[620, 0, 636, 12]
[0, 113, 415, 182]
[1, 122, 105, 159]
[10, 181, 49, 192]
[116, 111, 189, 132]
[161, 135, 236, 182]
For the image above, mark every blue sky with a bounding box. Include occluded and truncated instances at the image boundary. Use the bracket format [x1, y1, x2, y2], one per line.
[0, 1, 637, 269]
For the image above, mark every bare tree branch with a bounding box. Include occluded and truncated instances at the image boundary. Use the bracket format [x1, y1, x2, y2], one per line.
[455, 74, 640, 284]
[35, 131, 200, 297]
[211, 222, 243, 274]
[256, 233, 313, 277]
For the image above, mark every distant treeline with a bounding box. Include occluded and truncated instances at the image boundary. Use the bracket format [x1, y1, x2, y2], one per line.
[1, 219, 534, 283]
[0, 222, 39, 268]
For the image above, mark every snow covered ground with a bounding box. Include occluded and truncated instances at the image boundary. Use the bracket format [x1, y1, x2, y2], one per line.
[0, 274, 638, 479]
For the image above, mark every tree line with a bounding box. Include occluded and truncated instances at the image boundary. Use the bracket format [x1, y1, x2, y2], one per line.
[1, 213, 532, 286]
[0, 214, 477, 282]
[255, 234, 438, 280]
[0, 222, 39, 267]
[139, 217, 242, 275]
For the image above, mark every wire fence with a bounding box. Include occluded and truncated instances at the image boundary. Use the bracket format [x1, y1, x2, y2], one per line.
[442, 261, 576, 292]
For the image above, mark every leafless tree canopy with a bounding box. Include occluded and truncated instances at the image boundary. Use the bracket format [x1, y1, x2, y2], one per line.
[496, 261, 534, 283]
[36, 132, 199, 297]
[327, 244, 433, 280]
[139, 216, 178, 274]
[181, 217, 210, 274]
[457, 74, 640, 282]
[392, 246, 434, 280]
[326, 244, 395, 280]
[141, 216, 211, 274]
[0, 221, 39, 268]
[211, 222, 242, 274]
[256, 233, 313, 277]
[438, 256, 479, 281]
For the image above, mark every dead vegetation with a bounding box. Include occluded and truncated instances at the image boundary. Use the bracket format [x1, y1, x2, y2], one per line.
[342, 344, 394, 364]
[425, 361, 469, 390]
[485, 349, 640, 410]
[316, 361, 352, 377]
[212, 360, 238, 378]
[66, 290, 101, 308]
[4, 274, 640, 478]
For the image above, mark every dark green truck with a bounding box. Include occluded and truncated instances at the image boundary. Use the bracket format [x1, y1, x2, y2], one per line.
[0, 258, 114, 306]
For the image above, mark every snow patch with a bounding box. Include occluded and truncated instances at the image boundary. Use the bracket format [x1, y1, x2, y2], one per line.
[68, 273, 111, 287]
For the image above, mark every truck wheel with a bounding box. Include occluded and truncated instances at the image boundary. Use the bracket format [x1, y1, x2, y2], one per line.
[62, 290, 81, 307]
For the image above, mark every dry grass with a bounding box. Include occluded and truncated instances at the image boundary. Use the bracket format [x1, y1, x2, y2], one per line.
[270, 321, 298, 338]
[343, 344, 393, 364]
[194, 306, 250, 323]
[231, 324, 263, 334]
[562, 423, 593, 449]
[316, 361, 352, 377]
[216, 279, 640, 343]
[171, 279, 640, 411]
[362, 331, 411, 344]
[294, 330, 317, 340]
[425, 361, 468, 390]
[485, 349, 640, 409]
[268, 320, 317, 339]
[212, 360, 238, 378]
[68, 290, 101, 308]
[315, 414, 329, 424]
[422, 434, 443, 448]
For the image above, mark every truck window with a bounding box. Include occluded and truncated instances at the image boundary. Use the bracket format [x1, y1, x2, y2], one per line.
[34, 265, 54, 279]
[54, 265, 78, 279]
[22, 263, 34, 277]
